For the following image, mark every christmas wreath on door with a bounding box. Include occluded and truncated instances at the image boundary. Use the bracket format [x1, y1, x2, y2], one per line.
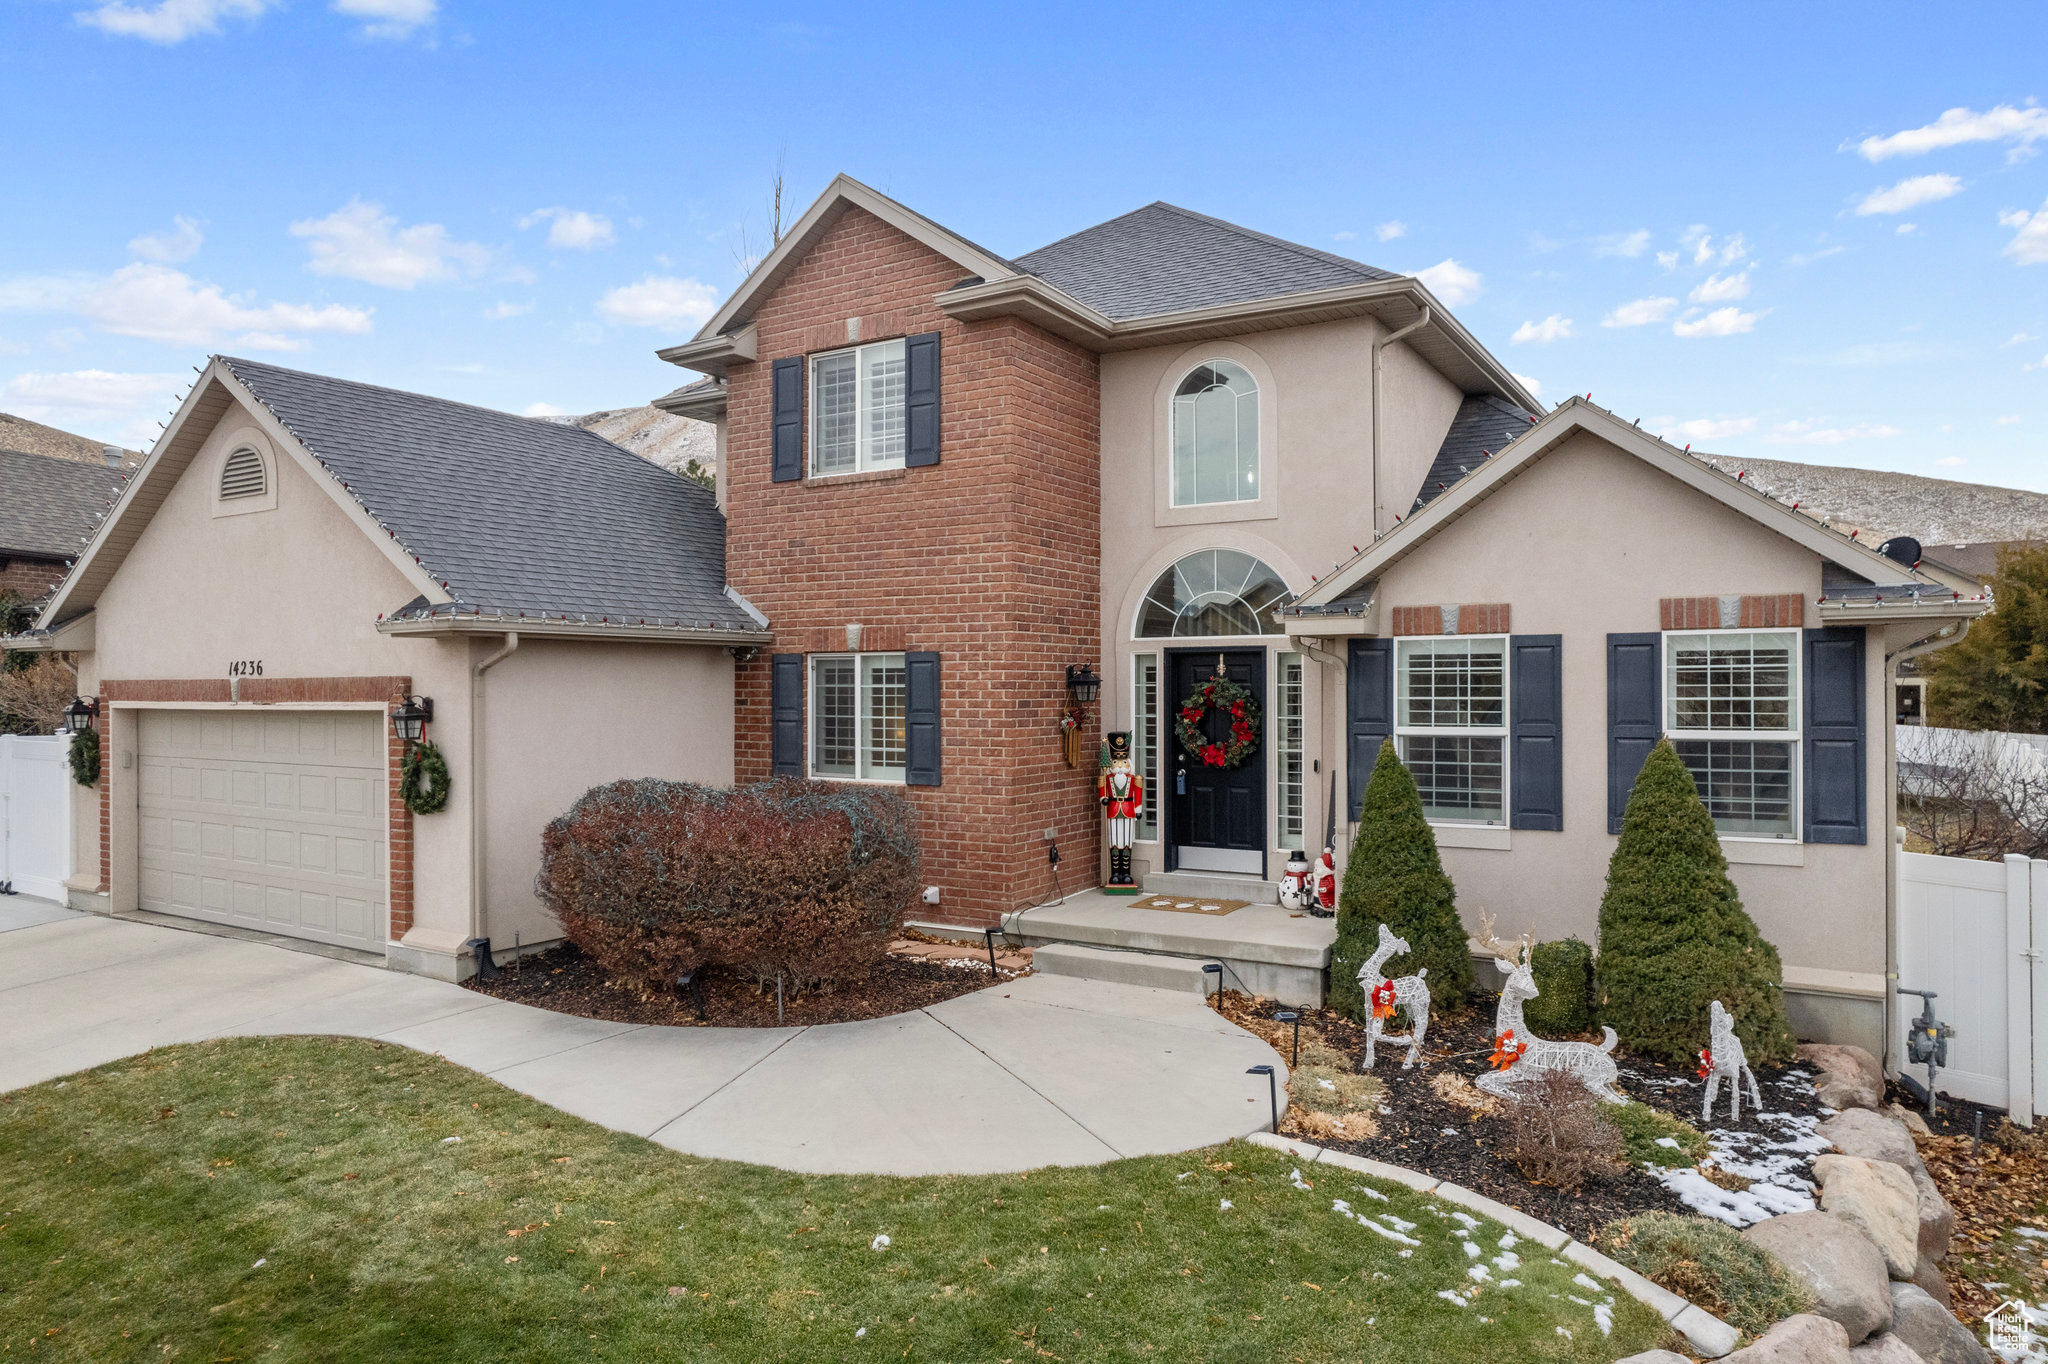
[1174, 663, 1262, 770]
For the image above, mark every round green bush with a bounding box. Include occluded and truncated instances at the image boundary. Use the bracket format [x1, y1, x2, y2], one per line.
[1601, 1211, 1813, 1336]
[1523, 937, 1595, 1036]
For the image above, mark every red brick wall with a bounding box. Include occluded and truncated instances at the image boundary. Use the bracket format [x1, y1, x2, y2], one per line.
[1389, 603, 1511, 636]
[0, 556, 68, 601]
[1659, 594, 1804, 630]
[725, 206, 1103, 928]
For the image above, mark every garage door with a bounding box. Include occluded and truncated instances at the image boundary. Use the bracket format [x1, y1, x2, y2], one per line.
[137, 709, 387, 949]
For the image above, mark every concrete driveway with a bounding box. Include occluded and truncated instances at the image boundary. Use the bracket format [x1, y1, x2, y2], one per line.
[0, 898, 1284, 1175]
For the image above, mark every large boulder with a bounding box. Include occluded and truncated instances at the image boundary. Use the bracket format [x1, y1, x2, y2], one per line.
[1802, 1043, 1885, 1111]
[1887, 1282, 1992, 1364]
[1814, 1154, 1921, 1278]
[1850, 1333, 1928, 1363]
[1910, 1163, 1955, 1260]
[1725, 1313, 1853, 1362]
[1821, 1108, 1923, 1175]
[1911, 1254, 1953, 1311]
[1744, 1211, 1895, 1344]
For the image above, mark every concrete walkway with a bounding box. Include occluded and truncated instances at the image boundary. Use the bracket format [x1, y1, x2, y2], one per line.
[0, 898, 1283, 1175]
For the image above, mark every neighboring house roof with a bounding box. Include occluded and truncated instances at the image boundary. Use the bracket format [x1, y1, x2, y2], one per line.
[0, 447, 124, 559]
[1012, 202, 1399, 322]
[0, 411, 138, 467]
[1918, 539, 2041, 584]
[1411, 393, 1542, 513]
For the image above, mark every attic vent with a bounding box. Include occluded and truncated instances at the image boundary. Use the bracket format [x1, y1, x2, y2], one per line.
[220, 447, 266, 500]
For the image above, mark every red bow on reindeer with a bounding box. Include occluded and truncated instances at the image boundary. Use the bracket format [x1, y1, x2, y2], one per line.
[1371, 980, 1397, 1022]
[1488, 1029, 1528, 1070]
[1696, 1048, 1713, 1081]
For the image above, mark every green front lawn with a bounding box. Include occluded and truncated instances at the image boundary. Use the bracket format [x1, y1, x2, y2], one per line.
[0, 1037, 1672, 1362]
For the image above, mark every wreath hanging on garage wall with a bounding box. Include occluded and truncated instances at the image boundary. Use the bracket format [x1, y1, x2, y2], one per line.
[401, 739, 452, 815]
[69, 725, 101, 787]
[1174, 663, 1262, 770]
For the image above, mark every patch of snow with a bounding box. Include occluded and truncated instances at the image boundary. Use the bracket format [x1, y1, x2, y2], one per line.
[1655, 1136, 1682, 1149]
[1447, 1211, 1480, 1231]
[1497, 1232, 1517, 1250]
[441, 1135, 462, 1144]
[1376, 1212, 1418, 1233]
[1436, 1289, 1467, 1307]
[1356, 1217, 1421, 1249]
[1318, 1079, 1336, 1090]
[1573, 1273, 1605, 1295]
[1355, 1186, 1390, 1202]
[1498, 1278, 1521, 1288]
[2015, 1227, 2048, 1241]
[1467, 1264, 1490, 1282]
[1556, 1326, 1572, 1340]
[1493, 1251, 1521, 1272]
[871, 1234, 890, 1251]
[1568, 1294, 1593, 1306]
[1176, 1172, 1191, 1180]
[1398, 1249, 1412, 1258]
[1462, 1241, 1482, 1259]
[1440, 1127, 1460, 1136]
[1646, 1109, 1823, 1227]
[1332, 1199, 1352, 1215]
[1219, 1199, 1233, 1211]
[1593, 1304, 1613, 1337]
[855, 1326, 866, 1338]
[252, 1258, 266, 1269]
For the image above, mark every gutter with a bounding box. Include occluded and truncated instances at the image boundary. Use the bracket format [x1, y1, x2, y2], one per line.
[377, 614, 768, 647]
[467, 632, 520, 968]
[1371, 306, 1430, 535]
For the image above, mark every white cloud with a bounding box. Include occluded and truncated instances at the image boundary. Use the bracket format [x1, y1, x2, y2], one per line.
[1936, 455, 1967, 467]
[1897, 223, 1918, 235]
[1689, 271, 1751, 304]
[1853, 104, 2048, 161]
[290, 200, 489, 289]
[1786, 244, 1846, 266]
[1413, 258, 1481, 305]
[2028, 353, 2048, 372]
[2, 368, 184, 444]
[2008, 332, 2038, 344]
[1673, 306, 1763, 338]
[1375, 221, 1407, 242]
[2000, 197, 2048, 264]
[1996, 414, 2022, 425]
[331, 0, 436, 38]
[72, 263, 372, 348]
[1655, 250, 1679, 271]
[596, 275, 720, 328]
[1510, 373, 1542, 400]
[0, 275, 94, 311]
[1683, 228, 1746, 266]
[127, 215, 204, 263]
[1855, 173, 1963, 216]
[522, 402, 566, 417]
[76, 0, 272, 42]
[1595, 229, 1651, 258]
[1602, 296, 1678, 328]
[1510, 314, 1573, 344]
[520, 207, 616, 250]
[1330, 230, 1356, 242]
[1652, 415, 1758, 442]
[483, 301, 532, 320]
[1763, 420, 1904, 445]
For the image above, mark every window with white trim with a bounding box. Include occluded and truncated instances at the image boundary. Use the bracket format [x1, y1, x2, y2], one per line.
[811, 338, 906, 476]
[1133, 654, 1159, 842]
[810, 653, 907, 782]
[1170, 361, 1259, 506]
[1277, 652, 1305, 845]
[1665, 630, 1799, 838]
[1396, 636, 1507, 824]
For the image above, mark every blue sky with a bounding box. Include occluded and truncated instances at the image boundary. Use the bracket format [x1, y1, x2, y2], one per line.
[4, 0, 2045, 488]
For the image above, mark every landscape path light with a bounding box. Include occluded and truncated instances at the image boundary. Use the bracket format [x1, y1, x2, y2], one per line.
[1246, 1064, 1279, 1133]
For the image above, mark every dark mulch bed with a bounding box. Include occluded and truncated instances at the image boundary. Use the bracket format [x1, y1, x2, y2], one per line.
[461, 941, 1005, 1027]
[1222, 988, 1827, 1242]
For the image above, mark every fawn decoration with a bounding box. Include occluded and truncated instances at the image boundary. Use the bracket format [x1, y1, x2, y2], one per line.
[1474, 914, 1626, 1104]
[1355, 922, 1431, 1070]
[1700, 999, 1763, 1123]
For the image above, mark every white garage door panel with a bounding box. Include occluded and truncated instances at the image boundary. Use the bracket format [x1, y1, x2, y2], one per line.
[137, 709, 387, 950]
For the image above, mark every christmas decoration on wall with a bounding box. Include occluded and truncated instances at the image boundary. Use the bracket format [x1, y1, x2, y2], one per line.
[1278, 849, 1312, 910]
[1699, 999, 1763, 1122]
[401, 739, 453, 815]
[69, 724, 101, 788]
[1474, 915, 1627, 1103]
[1173, 657, 1261, 770]
[1060, 704, 1088, 768]
[1356, 922, 1431, 1070]
[1097, 731, 1143, 894]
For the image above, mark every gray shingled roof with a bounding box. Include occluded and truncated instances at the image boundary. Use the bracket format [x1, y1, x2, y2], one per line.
[1014, 202, 1400, 321]
[1411, 393, 1541, 513]
[221, 357, 758, 631]
[0, 447, 125, 559]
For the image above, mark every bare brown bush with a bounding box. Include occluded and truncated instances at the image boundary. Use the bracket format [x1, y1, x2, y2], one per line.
[0, 655, 75, 736]
[1499, 1069, 1623, 1190]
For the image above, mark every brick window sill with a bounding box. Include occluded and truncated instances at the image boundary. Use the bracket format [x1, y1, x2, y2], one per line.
[804, 468, 909, 490]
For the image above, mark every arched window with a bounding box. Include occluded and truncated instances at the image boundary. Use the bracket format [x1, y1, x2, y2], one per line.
[1170, 361, 1258, 506]
[1134, 549, 1290, 638]
[219, 447, 267, 500]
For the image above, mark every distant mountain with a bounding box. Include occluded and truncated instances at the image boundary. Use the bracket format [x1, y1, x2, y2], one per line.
[1695, 452, 2048, 547]
[0, 412, 140, 468]
[542, 406, 716, 481]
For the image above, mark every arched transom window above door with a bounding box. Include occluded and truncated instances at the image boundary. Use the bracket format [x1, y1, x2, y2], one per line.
[1135, 549, 1290, 637]
[1170, 361, 1259, 506]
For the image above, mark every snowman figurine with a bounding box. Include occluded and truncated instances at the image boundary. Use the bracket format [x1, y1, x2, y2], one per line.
[1278, 849, 1312, 910]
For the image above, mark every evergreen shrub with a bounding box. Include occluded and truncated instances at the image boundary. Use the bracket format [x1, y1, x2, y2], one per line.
[1600, 1212, 1814, 1336]
[1523, 937, 1595, 1036]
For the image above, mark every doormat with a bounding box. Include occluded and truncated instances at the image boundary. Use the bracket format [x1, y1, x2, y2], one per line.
[1132, 895, 1251, 916]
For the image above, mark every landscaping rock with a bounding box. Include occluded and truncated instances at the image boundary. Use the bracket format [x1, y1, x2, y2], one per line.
[1725, 1312, 1852, 1362]
[1850, 1332, 1928, 1363]
[1888, 1103, 1933, 1137]
[1801, 1044, 1885, 1110]
[1814, 1154, 1921, 1278]
[1820, 1108, 1923, 1175]
[1744, 1211, 1894, 1344]
[1613, 1353, 1693, 1364]
[1887, 1282, 1992, 1364]
[1910, 1254, 1952, 1311]
[1909, 1163, 1954, 1261]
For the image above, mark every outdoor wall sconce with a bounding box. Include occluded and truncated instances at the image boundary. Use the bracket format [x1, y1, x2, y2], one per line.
[62, 696, 99, 734]
[389, 695, 434, 744]
[1064, 664, 1101, 706]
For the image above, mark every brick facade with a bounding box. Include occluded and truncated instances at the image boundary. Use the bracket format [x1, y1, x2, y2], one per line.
[1659, 594, 1804, 631]
[1389, 602, 1512, 636]
[724, 206, 1103, 929]
[0, 555, 69, 602]
[93, 677, 415, 938]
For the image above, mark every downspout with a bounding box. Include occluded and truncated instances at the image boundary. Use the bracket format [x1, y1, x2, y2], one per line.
[467, 631, 520, 968]
[1371, 306, 1430, 536]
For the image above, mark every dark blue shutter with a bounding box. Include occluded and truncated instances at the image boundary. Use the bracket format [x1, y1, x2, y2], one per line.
[771, 654, 803, 776]
[1607, 633, 1661, 834]
[1510, 635, 1563, 831]
[771, 357, 803, 483]
[1347, 639, 1393, 819]
[904, 332, 941, 468]
[1804, 627, 1866, 844]
[905, 652, 941, 786]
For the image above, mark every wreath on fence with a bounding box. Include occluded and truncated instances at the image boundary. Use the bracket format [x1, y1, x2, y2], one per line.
[401, 739, 452, 815]
[1174, 665, 1262, 770]
[69, 725, 100, 787]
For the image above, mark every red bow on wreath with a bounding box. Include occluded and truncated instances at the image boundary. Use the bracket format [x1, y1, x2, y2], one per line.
[1370, 980, 1397, 1021]
[1696, 1049, 1713, 1080]
[1488, 1029, 1528, 1071]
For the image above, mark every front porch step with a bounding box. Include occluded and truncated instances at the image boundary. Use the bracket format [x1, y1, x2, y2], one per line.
[1030, 942, 1213, 995]
[1140, 871, 1279, 904]
[1006, 891, 1333, 1008]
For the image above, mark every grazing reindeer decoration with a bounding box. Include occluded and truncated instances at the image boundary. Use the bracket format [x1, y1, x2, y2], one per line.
[1355, 923, 1431, 1070]
[1699, 999, 1763, 1123]
[1474, 915, 1626, 1104]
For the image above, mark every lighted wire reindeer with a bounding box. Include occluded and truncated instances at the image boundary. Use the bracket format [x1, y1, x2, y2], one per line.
[1474, 915, 1626, 1104]
[1699, 999, 1764, 1123]
[1356, 922, 1431, 1070]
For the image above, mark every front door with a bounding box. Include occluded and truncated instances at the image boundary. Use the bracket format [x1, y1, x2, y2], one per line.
[1166, 649, 1266, 875]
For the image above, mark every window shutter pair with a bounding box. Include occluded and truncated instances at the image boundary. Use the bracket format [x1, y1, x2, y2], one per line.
[767, 332, 941, 482]
[768, 652, 942, 787]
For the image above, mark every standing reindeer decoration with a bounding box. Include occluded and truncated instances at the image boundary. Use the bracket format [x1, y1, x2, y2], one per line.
[1474, 915, 1627, 1104]
[1699, 999, 1763, 1122]
[1355, 923, 1431, 1070]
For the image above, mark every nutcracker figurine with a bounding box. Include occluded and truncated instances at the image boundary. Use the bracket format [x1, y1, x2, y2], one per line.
[1310, 845, 1338, 918]
[1098, 731, 1144, 894]
[1278, 849, 1312, 910]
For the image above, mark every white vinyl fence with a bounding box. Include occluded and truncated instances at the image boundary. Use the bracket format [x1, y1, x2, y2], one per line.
[1896, 849, 2046, 1126]
[0, 733, 73, 903]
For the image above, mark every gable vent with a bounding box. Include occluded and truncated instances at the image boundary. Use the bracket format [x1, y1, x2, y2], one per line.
[220, 447, 266, 500]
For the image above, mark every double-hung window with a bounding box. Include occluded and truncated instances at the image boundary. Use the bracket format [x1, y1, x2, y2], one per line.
[811, 338, 906, 476]
[1396, 637, 1508, 825]
[1665, 630, 1799, 838]
[810, 653, 908, 782]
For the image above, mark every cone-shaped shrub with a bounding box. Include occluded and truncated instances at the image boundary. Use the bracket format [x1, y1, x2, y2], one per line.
[1596, 740, 1796, 1066]
[1330, 739, 1472, 1015]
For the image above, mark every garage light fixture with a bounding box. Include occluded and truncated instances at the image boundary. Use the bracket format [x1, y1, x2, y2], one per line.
[389, 695, 434, 744]
[63, 696, 99, 734]
[1064, 664, 1101, 707]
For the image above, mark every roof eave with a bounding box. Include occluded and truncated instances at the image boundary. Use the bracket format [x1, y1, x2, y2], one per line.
[1, 609, 95, 653]
[376, 614, 771, 646]
[655, 324, 757, 378]
[935, 275, 1116, 347]
[652, 381, 729, 421]
[1815, 598, 1992, 625]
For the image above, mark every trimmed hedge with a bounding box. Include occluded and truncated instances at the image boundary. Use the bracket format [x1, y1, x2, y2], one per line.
[536, 777, 920, 997]
[1523, 937, 1596, 1037]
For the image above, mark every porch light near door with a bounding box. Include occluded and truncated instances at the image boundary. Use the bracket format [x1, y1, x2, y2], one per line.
[1064, 664, 1101, 707]
[389, 695, 434, 744]
[63, 696, 98, 734]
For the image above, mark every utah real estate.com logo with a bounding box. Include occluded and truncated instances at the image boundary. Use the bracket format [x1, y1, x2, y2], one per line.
[1986, 1298, 2038, 1358]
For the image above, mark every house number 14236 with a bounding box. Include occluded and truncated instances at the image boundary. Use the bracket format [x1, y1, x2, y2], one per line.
[228, 660, 264, 677]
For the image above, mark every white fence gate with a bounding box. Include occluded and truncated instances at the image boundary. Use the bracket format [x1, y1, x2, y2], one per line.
[1896, 850, 2047, 1126]
[0, 733, 74, 903]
